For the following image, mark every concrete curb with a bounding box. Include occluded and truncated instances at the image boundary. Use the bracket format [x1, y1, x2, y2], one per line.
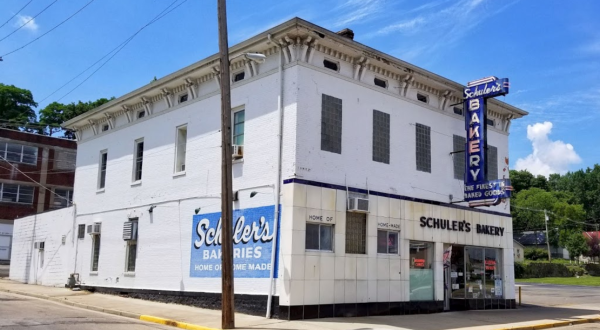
[0, 287, 219, 330]
[495, 317, 600, 330]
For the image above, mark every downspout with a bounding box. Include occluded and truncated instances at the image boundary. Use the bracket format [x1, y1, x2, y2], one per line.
[266, 33, 284, 319]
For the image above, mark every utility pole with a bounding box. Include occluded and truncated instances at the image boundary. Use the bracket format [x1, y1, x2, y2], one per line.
[544, 210, 552, 262]
[217, 0, 235, 328]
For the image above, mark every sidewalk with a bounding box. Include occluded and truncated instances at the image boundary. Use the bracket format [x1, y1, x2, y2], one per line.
[0, 279, 598, 330]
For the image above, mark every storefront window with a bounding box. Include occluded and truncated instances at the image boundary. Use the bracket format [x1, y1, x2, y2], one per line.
[461, 247, 503, 299]
[450, 246, 465, 299]
[485, 248, 503, 298]
[409, 241, 434, 301]
[465, 247, 484, 299]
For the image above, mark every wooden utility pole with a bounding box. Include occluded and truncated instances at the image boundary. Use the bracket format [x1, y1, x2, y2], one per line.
[217, 0, 235, 328]
[544, 210, 552, 262]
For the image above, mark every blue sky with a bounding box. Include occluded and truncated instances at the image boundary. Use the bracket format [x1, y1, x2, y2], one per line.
[1, 0, 599, 176]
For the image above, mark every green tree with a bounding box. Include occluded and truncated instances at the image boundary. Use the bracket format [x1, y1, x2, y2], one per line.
[39, 97, 114, 138]
[0, 83, 38, 131]
[509, 170, 535, 194]
[564, 232, 589, 264]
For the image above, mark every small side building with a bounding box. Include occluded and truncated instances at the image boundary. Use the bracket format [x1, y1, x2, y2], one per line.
[513, 240, 525, 263]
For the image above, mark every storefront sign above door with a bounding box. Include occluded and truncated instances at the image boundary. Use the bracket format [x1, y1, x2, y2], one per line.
[419, 216, 505, 236]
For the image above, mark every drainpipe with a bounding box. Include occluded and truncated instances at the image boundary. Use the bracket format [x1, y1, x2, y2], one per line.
[266, 33, 284, 319]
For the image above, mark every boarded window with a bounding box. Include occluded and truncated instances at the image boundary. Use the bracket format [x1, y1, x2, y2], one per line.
[345, 212, 366, 254]
[321, 94, 342, 154]
[487, 145, 498, 181]
[372, 110, 390, 164]
[415, 123, 431, 173]
[453, 135, 466, 180]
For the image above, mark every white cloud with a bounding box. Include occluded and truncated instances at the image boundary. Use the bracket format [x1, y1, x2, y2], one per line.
[375, 17, 426, 36]
[515, 122, 581, 177]
[332, 0, 385, 28]
[15, 15, 39, 31]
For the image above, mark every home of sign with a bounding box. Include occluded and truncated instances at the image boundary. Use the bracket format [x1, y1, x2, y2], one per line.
[463, 76, 512, 207]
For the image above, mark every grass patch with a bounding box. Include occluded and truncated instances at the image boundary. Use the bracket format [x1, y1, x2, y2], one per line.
[516, 276, 600, 286]
[521, 258, 573, 265]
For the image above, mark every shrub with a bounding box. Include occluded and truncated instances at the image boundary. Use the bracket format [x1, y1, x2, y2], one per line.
[514, 262, 526, 279]
[566, 265, 585, 277]
[515, 262, 571, 278]
[525, 248, 548, 261]
[585, 264, 600, 276]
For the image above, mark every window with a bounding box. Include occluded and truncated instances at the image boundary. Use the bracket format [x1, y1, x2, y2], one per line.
[321, 94, 343, 154]
[453, 135, 466, 180]
[52, 189, 73, 208]
[232, 110, 245, 146]
[102, 124, 109, 132]
[374, 77, 387, 88]
[486, 118, 495, 126]
[0, 142, 37, 165]
[305, 223, 333, 251]
[409, 241, 434, 301]
[133, 139, 144, 182]
[377, 230, 399, 254]
[417, 93, 428, 103]
[126, 219, 138, 272]
[77, 224, 85, 239]
[415, 123, 431, 173]
[91, 233, 101, 272]
[137, 110, 146, 119]
[0, 183, 34, 204]
[179, 93, 188, 103]
[233, 71, 245, 82]
[345, 212, 366, 254]
[372, 110, 390, 164]
[486, 145, 498, 181]
[98, 150, 107, 189]
[323, 59, 339, 71]
[175, 125, 187, 173]
[453, 107, 463, 116]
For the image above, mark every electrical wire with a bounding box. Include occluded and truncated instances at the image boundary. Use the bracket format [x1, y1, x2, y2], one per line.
[0, 0, 59, 43]
[41, 0, 188, 103]
[510, 204, 597, 227]
[0, 0, 33, 30]
[1, 0, 96, 58]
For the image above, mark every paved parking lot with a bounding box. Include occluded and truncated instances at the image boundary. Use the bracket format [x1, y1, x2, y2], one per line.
[516, 283, 600, 309]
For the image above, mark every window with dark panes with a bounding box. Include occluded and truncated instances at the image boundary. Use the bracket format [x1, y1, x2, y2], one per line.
[453, 135, 466, 180]
[377, 230, 399, 254]
[179, 94, 188, 103]
[53, 189, 73, 208]
[486, 145, 498, 181]
[453, 107, 463, 116]
[345, 212, 366, 254]
[0, 183, 34, 204]
[233, 110, 245, 146]
[126, 218, 138, 272]
[417, 93, 428, 103]
[77, 224, 85, 239]
[321, 94, 342, 154]
[373, 110, 390, 164]
[1, 143, 37, 165]
[415, 123, 431, 173]
[233, 71, 245, 82]
[91, 234, 101, 271]
[133, 140, 144, 182]
[323, 59, 339, 71]
[374, 77, 387, 88]
[98, 151, 107, 189]
[305, 223, 333, 251]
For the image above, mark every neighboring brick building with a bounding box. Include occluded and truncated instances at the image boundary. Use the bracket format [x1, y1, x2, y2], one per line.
[0, 129, 76, 225]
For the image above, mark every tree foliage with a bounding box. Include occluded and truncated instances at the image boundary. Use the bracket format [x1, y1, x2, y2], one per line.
[564, 232, 589, 263]
[39, 97, 114, 138]
[0, 83, 38, 131]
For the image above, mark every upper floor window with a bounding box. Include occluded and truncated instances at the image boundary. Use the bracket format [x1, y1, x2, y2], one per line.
[323, 59, 339, 71]
[52, 189, 73, 208]
[133, 139, 144, 182]
[487, 118, 495, 127]
[374, 77, 387, 89]
[137, 110, 146, 119]
[0, 183, 34, 204]
[102, 124, 109, 132]
[175, 125, 187, 173]
[346, 212, 366, 254]
[0, 142, 37, 165]
[453, 135, 466, 180]
[98, 150, 107, 189]
[417, 93, 428, 103]
[415, 123, 431, 173]
[179, 93, 189, 104]
[232, 110, 245, 146]
[486, 145, 498, 181]
[372, 110, 390, 164]
[233, 71, 245, 82]
[453, 107, 463, 116]
[321, 94, 342, 154]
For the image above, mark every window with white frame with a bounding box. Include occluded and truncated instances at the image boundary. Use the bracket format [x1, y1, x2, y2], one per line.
[0, 183, 34, 204]
[305, 223, 333, 251]
[77, 224, 85, 239]
[52, 188, 73, 208]
[232, 110, 245, 146]
[0, 142, 37, 165]
[133, 139, 144, 182]
[98, 150, 107, 189]
[345, 212, 366, 254]
[91, 233, 101, 272]
[126, 218, 138, 272]
[377, 230, 399, 254]
[174, 125, 187, 173]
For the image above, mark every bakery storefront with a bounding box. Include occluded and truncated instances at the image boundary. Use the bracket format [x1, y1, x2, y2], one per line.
[410, 211, 515, 311]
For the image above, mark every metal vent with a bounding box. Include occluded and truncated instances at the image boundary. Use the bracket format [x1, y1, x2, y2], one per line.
[347, 197, 369, 213]
[123, 221, 138, 240]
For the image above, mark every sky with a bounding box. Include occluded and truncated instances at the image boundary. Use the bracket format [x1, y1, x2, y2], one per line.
[1, 0, 599, 177]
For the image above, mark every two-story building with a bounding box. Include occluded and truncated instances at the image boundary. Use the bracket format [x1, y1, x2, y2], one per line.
[0, 129, 76, 261]
[9, 18, 527, 319]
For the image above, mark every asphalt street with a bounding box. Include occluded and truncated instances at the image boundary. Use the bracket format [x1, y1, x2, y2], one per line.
[517, 282, 600, 307]
[0, 292, 172, 330]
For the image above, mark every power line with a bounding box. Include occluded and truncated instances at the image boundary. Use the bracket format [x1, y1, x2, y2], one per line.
[0, 0, 59, 43]
[0, 0, 33, 30]
[43, 0, 188, 103]
[511, 204, 597, 227]
[1, 0, 96, 58]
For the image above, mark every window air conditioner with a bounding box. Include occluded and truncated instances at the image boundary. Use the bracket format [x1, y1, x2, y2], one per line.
[232, 145, 244, 159]
[87, 223, 101, 235]
[347, 197, 370, 213]
[123, 221, 138, 240]
[35, 242, 45, 250]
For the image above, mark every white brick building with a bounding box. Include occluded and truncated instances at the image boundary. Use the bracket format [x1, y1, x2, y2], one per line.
[10, 18, 527, 319]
